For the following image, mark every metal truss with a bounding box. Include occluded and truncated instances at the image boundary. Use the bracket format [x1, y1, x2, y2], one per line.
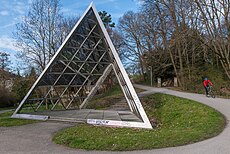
[12, 3, 152, 129]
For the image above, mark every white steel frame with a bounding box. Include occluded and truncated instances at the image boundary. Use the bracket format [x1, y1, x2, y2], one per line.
[12, 3, 152, 129]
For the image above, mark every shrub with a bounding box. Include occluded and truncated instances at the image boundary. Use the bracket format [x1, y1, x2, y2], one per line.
[0, 87, 18, 108]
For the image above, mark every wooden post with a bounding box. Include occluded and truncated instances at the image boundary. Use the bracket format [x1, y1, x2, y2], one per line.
[157, 78, 161, 87]
[174, 77, 178, 87]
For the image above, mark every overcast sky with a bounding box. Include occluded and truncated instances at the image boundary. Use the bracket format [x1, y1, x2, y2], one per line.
[0, 0, 141, 70]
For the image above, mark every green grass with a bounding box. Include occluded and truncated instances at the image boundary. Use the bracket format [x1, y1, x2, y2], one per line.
[86, 86, 123, 109]
[87, 86, 144, 109]
[53, 93, 225, 151]
[0, 111, 38, 127]
[0, 107, 15, 111]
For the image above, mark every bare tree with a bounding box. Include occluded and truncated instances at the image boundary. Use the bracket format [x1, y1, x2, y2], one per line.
[57, 16, 80, 45]
[140, 0, 209, 87]
[116, 0, 229, 89]
[194, 0, 230, 80]
[98, 11, 125, 61]
[15, 0, 63, 72]
[140, 1, 173, 80]
[118, 11, 147, 76]
[140, 0, 184, 85]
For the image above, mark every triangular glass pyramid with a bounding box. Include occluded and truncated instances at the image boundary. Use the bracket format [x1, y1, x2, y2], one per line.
[12, 3, 152, 129]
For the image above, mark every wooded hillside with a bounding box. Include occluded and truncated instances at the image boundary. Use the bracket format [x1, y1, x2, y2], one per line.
[117, 0, 230, 94]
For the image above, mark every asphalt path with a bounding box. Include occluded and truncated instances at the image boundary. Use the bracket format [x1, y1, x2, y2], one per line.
[0, 109, 13, 114]
[0, 84, 229, 154]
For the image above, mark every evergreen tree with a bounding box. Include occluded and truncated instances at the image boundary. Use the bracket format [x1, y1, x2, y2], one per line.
[99, 11, 115, 28]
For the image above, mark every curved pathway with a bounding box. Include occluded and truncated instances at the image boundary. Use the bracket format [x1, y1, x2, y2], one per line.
[0, 109, 13, 114]
[0, 85, 229, 154]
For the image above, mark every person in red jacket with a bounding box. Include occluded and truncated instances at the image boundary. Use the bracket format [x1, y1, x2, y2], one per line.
[203, 77, 213, 96]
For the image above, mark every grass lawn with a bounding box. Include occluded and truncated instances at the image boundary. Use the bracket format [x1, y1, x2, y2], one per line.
[0, 107, 15, 111]
[0, 111, 38, 127]
[87, 86, 144, 109]
[53, 93, 225, 151]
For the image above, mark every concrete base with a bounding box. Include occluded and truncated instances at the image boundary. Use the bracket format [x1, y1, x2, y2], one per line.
[22, 109, 142, 123]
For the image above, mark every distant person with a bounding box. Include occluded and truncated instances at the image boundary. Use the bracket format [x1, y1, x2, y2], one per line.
[203, 77, 213, 96]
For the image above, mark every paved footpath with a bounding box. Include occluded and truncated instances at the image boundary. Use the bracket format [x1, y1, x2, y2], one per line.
[0, 109, 13, 114]
[0, 84, 229, 154]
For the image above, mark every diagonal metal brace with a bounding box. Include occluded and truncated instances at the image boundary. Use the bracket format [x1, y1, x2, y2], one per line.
[79, 64, 113, 109]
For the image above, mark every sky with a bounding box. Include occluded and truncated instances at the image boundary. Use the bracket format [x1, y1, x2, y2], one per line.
[0, 0, 142, 71]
